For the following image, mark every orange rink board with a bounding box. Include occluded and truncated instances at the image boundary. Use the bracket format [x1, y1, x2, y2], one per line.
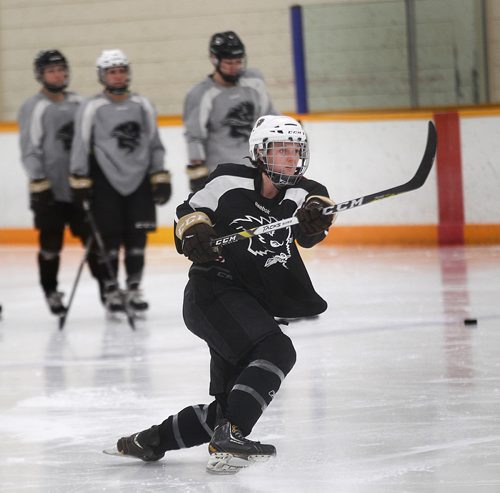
[2, 107, 500, 246]
[2, 224, 500, 247]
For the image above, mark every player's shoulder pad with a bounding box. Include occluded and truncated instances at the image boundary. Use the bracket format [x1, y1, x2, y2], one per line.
[242, 67, 264, 80]
[129, 91, 149, 102]
[18, 93, 41, 114]
[82, 93, 106, 105]
[66, 91, 83, 103]
[185, 76, 214, 99]
[295, 176, 330, 197]
[210, 162, 256, 180]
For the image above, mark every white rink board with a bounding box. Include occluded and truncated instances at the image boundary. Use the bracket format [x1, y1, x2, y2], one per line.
[460, 116, 500, 224]
[304, 119, 438, 225]
[1, 116, 499, 229]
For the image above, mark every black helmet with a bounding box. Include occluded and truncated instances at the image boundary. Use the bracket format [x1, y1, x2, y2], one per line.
[209, 31, 245, 60]
[33, 49, 69, 92]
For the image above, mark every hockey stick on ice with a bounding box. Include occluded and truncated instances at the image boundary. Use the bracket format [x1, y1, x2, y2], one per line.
[212, 121, 437, 248]
[83, 201, 136, 330]
[58, 236, 93, 331]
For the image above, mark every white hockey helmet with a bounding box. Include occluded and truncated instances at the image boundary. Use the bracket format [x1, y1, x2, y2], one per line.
[96, 49, 130, 91]
[249, 115, 309, 187]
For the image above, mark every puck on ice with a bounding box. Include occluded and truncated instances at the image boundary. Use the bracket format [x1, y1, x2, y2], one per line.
[463, 318, 477, 326]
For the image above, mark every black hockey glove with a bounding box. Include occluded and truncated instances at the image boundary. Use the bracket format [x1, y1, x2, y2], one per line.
[69, 175, 93, 208]
[150, 171, 172, 205]
[186, 163, 209, 192]
[29, 178, 54, 212]
[296, 195, 337, 236]
[176, 211, 220, 263]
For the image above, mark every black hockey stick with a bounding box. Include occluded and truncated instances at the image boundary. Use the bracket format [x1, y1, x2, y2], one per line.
[212, 121, 437, 247]
[82, 201, 136, 330]
[59, 236, 93, 331]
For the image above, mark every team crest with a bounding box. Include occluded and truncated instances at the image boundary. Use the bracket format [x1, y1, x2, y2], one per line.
[230, 215, 293, 269]
[223, 102, 256, 140]
[56, 121, 74, 151]
[111, 121, 141, 153]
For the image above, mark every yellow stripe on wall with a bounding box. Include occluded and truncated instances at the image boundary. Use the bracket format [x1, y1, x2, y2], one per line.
[2, 225, 500, 246]
[2, 105, 500, 134]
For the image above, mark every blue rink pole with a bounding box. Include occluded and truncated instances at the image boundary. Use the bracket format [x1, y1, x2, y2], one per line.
[290, 5, 308, 114]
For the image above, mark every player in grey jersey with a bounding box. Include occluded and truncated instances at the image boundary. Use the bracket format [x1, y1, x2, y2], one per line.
[18, 49, 100, 316]
[108, 116, 337, 474]
[69, 49, 171, 313]
[183, 31, 278, 192]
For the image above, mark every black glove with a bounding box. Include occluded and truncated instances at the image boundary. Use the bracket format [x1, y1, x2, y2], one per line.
[186, 163, 209, 192]
[150, 171, 172, 205]
[69, 175, 93, 208]
[182, 223, 221, 263]
[176, 212, 220, 263]
[296, 195, 336, 236]
[29, 178, 54, 212]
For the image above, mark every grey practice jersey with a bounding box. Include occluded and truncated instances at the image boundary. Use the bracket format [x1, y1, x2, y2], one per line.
[70, 92, 165, 196]
[183, 68, 277, 172]
[18, 91, 82, 202]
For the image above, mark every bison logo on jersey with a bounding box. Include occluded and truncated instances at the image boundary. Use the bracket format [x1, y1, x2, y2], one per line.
[230, 215, 293, 269]
[111, 121, 141, 153]
[223, 102, 256, 140]
[56, 121, 74, 151]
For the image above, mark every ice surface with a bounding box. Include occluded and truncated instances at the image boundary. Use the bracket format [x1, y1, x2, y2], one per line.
[1, 245, 499, 492]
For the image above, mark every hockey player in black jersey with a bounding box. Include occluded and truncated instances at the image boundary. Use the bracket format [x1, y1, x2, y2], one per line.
[110, 115, 336, 474]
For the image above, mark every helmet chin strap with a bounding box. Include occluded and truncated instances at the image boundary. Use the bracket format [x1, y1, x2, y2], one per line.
[106, 85, 129, 95]
[215, 63, 241, 84]
[43, 83, 67, 93]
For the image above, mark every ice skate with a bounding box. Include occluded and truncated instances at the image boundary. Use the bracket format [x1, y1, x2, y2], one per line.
[105, 425, 164, 462]
[45, 291, 67, 316]
[206, 420, 276, 475]
[126, 285, 149, 312]
[103, 285, 125, 313]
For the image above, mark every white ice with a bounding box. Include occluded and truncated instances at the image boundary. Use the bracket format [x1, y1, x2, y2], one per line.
[1, 244, 500, 492]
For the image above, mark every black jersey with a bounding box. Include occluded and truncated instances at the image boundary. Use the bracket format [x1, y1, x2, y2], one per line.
[175, 163, 330, 318]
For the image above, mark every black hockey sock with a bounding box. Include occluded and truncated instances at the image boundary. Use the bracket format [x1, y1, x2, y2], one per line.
[226, 333, 296, 436]
[38, 251, 60, 294]
[96, 248, 119, 284]
[157, 401, 218, 452]
[225, 361, 284, 436]
[124, 248, 144, 287]
[86, 251, 102, 282]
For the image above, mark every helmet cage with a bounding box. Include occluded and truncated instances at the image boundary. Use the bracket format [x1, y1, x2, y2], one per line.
[257, 140, 309, 187]
[249, 116, 309, 188]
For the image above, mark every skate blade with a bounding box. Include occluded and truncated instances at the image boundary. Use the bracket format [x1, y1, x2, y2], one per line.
[130, 309, 147, 320]
[206, 452, 273, 475]
[102, 447, 134, 459]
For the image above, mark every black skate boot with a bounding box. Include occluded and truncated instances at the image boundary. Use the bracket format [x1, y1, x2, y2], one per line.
[45, 291, 67, 316]
[103, 284, 125, 313]
[126, 284, 149, 311]
[207, 420, 276, 474]
[115, 425, 165, 462]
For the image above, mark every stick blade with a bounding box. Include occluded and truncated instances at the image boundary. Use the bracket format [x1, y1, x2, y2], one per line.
[410, 120, 437, 189]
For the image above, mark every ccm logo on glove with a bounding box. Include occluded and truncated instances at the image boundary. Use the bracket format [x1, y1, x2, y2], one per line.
[296, 195, 337, 235]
